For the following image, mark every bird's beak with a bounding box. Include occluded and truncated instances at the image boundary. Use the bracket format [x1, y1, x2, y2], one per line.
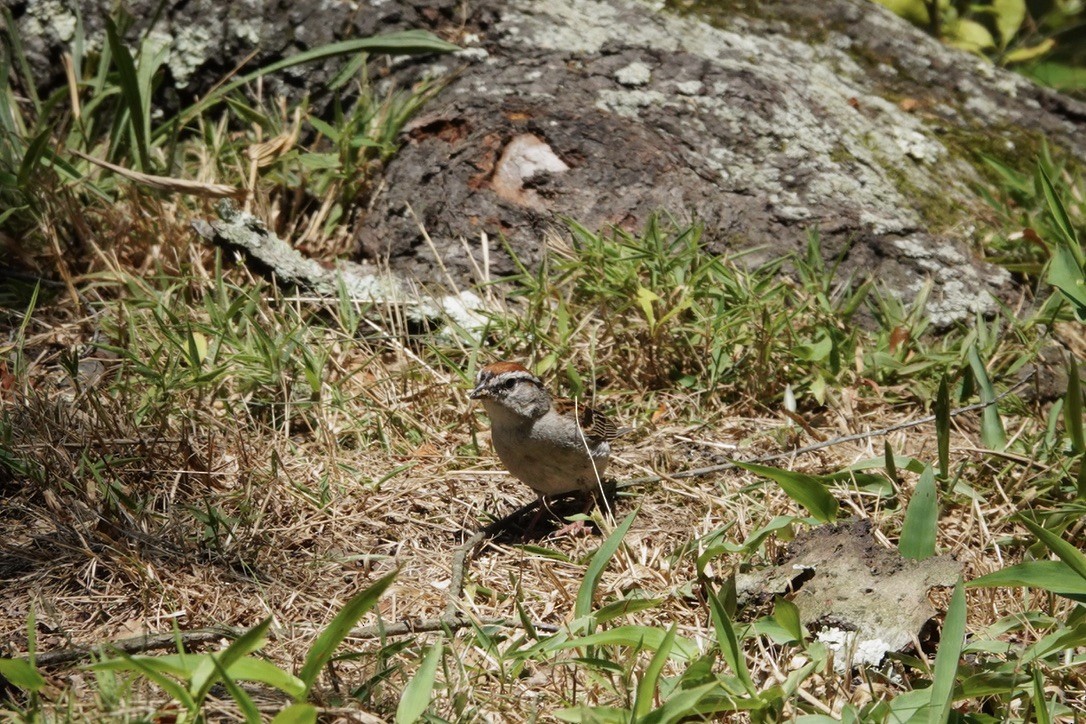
[469, 384, 487, 400]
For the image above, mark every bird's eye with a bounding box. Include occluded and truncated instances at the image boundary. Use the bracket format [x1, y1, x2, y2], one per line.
[501, 378, 516, 390]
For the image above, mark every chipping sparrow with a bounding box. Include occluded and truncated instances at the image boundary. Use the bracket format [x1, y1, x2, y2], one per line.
[469, 361, 618, 505]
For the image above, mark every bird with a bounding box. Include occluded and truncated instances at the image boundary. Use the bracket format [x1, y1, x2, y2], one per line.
[469, 361, 620, 532]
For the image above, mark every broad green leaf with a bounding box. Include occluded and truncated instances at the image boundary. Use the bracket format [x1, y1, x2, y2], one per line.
[1019, 517, 1086, 581]
[640, 682, 720, 724]
[872, 0, 932, 25]
[91, 654, 305, 697]
[297, 569, 398, 696]
[1032, 665, 1053, 724]
[772, 596, 804, 643]
[552, 705, 628, 723]
[900, 465, 938, 560]
[104, 18, 149, 171]
[734, 461, 838, 523]
[793, 332, 833, 362]
[1039, 165, 1080, 250]
[708, 585, 754, 693]
[633, 623, 677, 718]
[636, 285, 659, 328]
[884, 441, 899, 487]
[968, 560, 1086, 598]
[991, 0, 1026, 46]
[110, 651, 197, 711]
[967, 345, 1007, 450]
[947, 18, 996, 50]
[550, 625, 698, 661]
[271, 703, 318, 724]
[594, 596, 663, 624]
[1021, 624, 1086, 664]
[1026, 61, 1086, 91]
[575, 510, 638, 622]
[208, 654, 262, 724]
[395, 641, 443, 724]
[0, 658, 45, 692]
[928, 577, 966, 724]
[1047, 244, 1086, 321]
[887, 687, 934, 722]
[192, 617, 271, 702]
[1004, 38, 1055, 64]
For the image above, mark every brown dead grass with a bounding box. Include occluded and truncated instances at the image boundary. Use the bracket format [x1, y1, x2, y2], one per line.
[1, 238, 1083, 720]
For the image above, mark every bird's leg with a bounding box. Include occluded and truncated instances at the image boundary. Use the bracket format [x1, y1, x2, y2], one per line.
[549, 491, 596, 538]
[521, 495, 549, 539]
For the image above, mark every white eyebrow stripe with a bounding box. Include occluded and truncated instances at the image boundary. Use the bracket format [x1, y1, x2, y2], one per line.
[480, 370, 542, 386]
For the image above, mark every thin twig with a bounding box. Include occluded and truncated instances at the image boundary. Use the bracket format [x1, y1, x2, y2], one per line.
[25, 614, 557, 669]
[618, 372, 1034, 489]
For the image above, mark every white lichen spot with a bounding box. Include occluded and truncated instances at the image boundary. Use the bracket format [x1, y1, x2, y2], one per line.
[233, 20, 262, 46]
[458, 47, 490, 62]
[24, 0, 79, 42]
[889, 126, 944, 164]
[615, 61, 652, 87]
[596, 89, 666, 118]
[171, 25, 215, 87]
[816, 628, 893, 672]
[675, 80, 704, 95]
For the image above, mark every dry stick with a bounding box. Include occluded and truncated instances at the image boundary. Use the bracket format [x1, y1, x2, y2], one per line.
[27, 614, 560, 669]
[618, 373, 1035, 490]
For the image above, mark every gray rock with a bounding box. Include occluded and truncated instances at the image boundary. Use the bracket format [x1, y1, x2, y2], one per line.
[13, 0, 1086, 325]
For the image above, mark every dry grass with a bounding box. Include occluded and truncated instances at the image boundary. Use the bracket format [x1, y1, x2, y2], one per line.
[2, 23, 1085, 712]
[2, 220, 1084, 721]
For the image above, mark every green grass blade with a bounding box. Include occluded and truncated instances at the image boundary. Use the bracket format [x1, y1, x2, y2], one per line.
[192, 616, 271, 702]
[166, 31, 459, 137]
[967, 345, 1007, 451]
[297, 569, 398, 696]
[935, 375, 950, 479]
[395, 641, 443, 724]
[884, 441, 899, 488]
[110, 651, 197, 712]
[899, 464, 938, 560]
[640, 682, 720, 724]
[967, 560, 1086, 598]
[1039, 164, 1081, 253]
[1066, 357, 1086, 501]
[1019, 517, 1086, 581]
[104, 18, 150, 171]
[574, 509, 638, 623]
[633, 623, 677, 718]
[707, 584, 754, 694]
[0, 6, 40, 113]
[0, 658, 45, 692]
[1047, 244, 1086, 321]
[772, 596, 804, 643]
[208, 654, 262, 724]
[927, 576, 966, 724]
[733, 461, 838, 523]
[271, 703, 318, 724]
[1031, 665, 1053, 724]
[546, 626, 699, 661]
[16, 129, 50, 187]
